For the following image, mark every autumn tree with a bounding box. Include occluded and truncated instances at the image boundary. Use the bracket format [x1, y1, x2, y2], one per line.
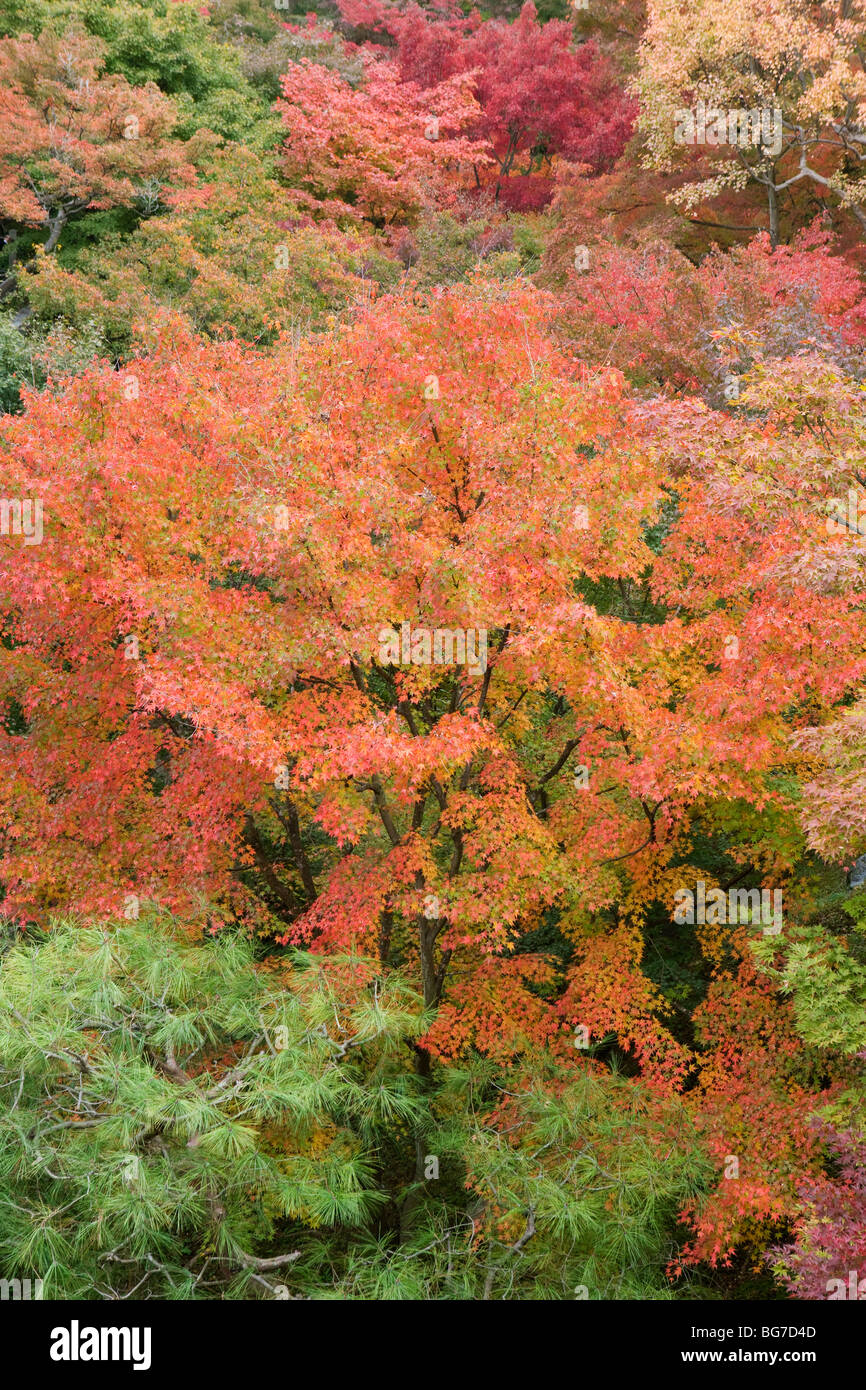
[634, 0, 866, 244]
[336, 0, 636, 204]
[2, 282, 865, 1279]
[276, 54, 490, 226]
[768, 1127, 866, 1300]
[0, 26, 196, 273]
[0, 0, 275, 143]
[18, 140, 395, 356]
[542, 224, 866, 397]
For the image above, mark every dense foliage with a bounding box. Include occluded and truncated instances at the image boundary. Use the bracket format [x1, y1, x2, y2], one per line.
[0, 0, 863, 1302]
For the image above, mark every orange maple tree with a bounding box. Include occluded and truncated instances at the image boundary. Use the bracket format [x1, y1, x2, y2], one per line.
[276, 54, 490, 227]
[0, 27, 196, 258]
[1, 280, 863, 1270]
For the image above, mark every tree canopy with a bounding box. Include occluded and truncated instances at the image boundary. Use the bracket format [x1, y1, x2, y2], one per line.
[0, 0, 864, 1310]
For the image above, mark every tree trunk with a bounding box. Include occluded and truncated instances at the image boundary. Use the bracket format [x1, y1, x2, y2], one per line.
[398, 915, 451, 1240]
[44, 210, 67, 255]
[767, 179, 779, 249]
[1, 229, 19, 298]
